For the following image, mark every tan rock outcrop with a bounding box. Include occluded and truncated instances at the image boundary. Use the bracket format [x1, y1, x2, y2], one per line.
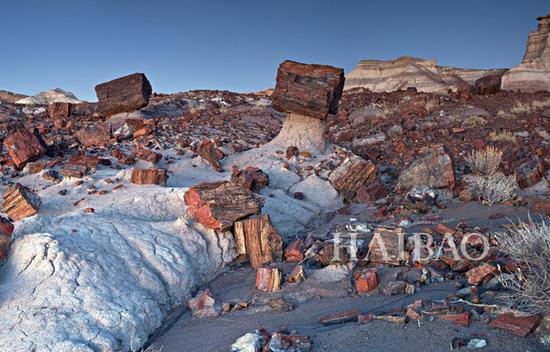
[502, 13, 550, 92]
[345, 56, 505, 93]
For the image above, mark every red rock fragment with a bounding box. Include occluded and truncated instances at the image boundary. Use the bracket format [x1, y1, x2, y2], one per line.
[234, 214, 282, 268]
[255, 267, 282, 292]
[188, 289, 220, 318]
[354, 269, 378, 294]
[466, 263, 497, 286]
[67, 155, 100, 168]
[489, 312, 541, 337]
[76, 125, 111, 147]
[130, 168, 168, 186]
[285, 240, 304, 262]
[136, 148, 162, 163]
[271, 60, 345, 119]
[2, 184, 41, 221]
[48, 102, 72, 118]
[230, 166, 269, 193]
[287, 265, 305, 284]
[320, 309, 360, 326]
[440, 312, 470, 327]
[0, 216, 14, 262]
[268, 333, 311, 352]
[197, 140, 224, 172]
[184, 181, 263, 230]
[329, 155, 377, 200]
[354, 179, 387, 203]
[516, 159, 550, 189]
[3, 128, 47, 168]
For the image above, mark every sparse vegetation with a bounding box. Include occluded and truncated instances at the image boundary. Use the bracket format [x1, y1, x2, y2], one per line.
[489, 130, 517, 143]
[466, 146, 503, 176]
[465, 172, 517, 205]
[498, 98, 550, 116]
[461, 115, 488, 129]
[424, 98, 440, 114]
[497, 217, 550, 314]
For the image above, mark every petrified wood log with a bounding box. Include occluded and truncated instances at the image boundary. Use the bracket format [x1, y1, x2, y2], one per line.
[255, 267, 282, 292]
[233, 214, 282, 268]
[271, 60, 345, 119]
[184, 181, 263, 230]
[48, 102, 72, 118]
[230, 166, 269, 193]
[196, 140, 223, 172]
[95, 73, 152, 116]
[76, 124, 111, 147]
[329, 155, 377, 201]
[2, 184, 41, 221]
[3, 128, 47, 168]
[130, 168, 168, 186]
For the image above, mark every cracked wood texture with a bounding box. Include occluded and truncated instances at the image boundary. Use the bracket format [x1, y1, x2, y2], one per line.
[234, 214, 283, 268]
[184, 181, 264, 230]
[95, 73, 152, 116]
[2, 184, 41, 221]
[271, 60, 345, 119]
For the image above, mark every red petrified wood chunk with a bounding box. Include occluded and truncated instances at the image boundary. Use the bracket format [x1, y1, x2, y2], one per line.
[196, 140, 224, 172]
[130, 168, 168, 186]
[354, 269, 378, 294]
[184, 181, 264, 231]
[466, 263, 497, 286]
[234, 214, 282, 268]
[67, 155, 100, 168]
[489, 312, 541, 337]
[320, 309, 361, 326]
[48, 102, 72, 118]
[95, 73, 152, 117]
[231, 166, 269, 193]
[255, 267, 282, 292]
[329, 155, 377, 201]
[76, 124, 111, 147]
[271, 60, 345, 119]
[2, 184, 41, 221]
[440, 312, 470, 328]
[3, 128, 47, 168]
[136, 148, 162, 163]
[0, 216, 14, 261]
[285, 240, 304, 262]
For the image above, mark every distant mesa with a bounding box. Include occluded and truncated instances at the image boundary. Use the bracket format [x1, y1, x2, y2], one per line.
[345, 56, 507, 93]
[502, 13, 550, 92]
[0, 90, 27, 104]
[15, 88, 82, 105]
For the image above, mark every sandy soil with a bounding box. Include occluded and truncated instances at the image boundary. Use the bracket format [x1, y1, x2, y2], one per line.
[148, 201, 547, 352]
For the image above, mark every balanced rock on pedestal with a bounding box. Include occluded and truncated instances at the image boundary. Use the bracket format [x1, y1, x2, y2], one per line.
[95, 73, 152, 116]
[268, 60, 345, 154]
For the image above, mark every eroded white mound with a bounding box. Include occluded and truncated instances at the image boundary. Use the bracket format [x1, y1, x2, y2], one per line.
[16, 88, 82, 105]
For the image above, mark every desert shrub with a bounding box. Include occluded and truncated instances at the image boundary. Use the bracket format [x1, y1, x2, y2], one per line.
[465, 172, 517, 205]
[461, 115, 488, 129]
[505, 98, 550, 115]
[466, 146, 502, 176]
[424, 98, 440, 114]
[489, 130, 516, 143]
[497, 217, 550, 314]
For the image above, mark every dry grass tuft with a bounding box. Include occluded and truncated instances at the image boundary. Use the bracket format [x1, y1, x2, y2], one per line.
[465, 172, 517, 205]
[461, 115, 488, 129]
[424, 98, 440, 114]
[466, 146, 503, 176]
[497, 217, 550, 314]
[501, 98, 550, 116]
[489, 130, 517, 143]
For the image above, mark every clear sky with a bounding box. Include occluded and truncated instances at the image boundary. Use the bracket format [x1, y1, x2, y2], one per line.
[0, 0, 548, 101]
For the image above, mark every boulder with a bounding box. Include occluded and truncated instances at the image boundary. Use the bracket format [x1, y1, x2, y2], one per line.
[398, 145, 455, 190]
[271, 60, 345, 119]
[48, 102, 72, 118]
[474, 74, 503, 95]
[3, 128, 47, 168]
[95, 73, 152, 116]
[490, 312, 542, 336]
[502, 14, 550, 92]
[76, 124, 111, 147]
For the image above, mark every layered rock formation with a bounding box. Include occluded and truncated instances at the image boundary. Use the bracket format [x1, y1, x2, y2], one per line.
[345, 56, 506, 93]
[15, 88, 81, 104]
[0, 90, 27, 103]
[502, 13, 550, 92]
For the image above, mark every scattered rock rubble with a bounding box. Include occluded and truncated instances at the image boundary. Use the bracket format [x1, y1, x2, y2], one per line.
[1, 52, 550, 351]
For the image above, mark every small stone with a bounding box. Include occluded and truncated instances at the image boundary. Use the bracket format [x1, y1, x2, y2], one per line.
[466, 263, 497, 286]
[293, 192, 304, 200]
[255, 267, 282, 292]
[268, 298, 294, 312]
[286, 146, 299, 160]
[287, 265, 306, 284]
[130, 168, 168, 186]
[354, 269, 378, 294]
[268, 333, 311, 352]
[440, 312, 470, 328]
[188, 289, 220, 318]
[320, 309, 360, 326]
[285, 240, 304, 262]
[380, 280, 406, 296]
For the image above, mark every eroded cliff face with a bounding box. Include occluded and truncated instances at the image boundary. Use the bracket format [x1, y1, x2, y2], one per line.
[345, 56, 505, 93]
[502, 13, 550, 92]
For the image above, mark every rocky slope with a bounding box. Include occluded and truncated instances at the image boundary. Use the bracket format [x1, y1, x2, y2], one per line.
[502, 13, 550, 92]
[345, 56, 505, 93]
[15, 88, 82, 105]
[0, 91, 27, 104]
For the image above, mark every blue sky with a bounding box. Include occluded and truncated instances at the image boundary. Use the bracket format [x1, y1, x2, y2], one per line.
[0, 0, 548, 101]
